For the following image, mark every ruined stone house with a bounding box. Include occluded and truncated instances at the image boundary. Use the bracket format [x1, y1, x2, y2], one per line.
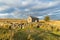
[27, 16, 39, 23]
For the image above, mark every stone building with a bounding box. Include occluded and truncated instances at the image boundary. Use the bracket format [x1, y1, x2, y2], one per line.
[27, 16, 39, 23]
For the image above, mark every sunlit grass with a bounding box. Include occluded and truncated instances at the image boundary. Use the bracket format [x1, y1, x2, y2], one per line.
[0, 20, 60, 40]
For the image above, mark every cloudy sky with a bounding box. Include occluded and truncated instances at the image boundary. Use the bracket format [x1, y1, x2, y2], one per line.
[0, 0, 60, 19]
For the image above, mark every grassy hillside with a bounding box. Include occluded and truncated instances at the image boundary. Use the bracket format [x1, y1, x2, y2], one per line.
[0, 20, 60, 40]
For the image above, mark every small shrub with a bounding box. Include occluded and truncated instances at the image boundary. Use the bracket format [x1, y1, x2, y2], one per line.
[44, 16, 50, 22]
